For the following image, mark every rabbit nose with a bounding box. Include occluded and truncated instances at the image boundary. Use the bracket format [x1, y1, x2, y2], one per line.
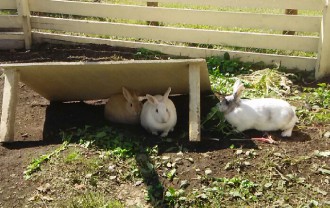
[161, 117, 168, 123]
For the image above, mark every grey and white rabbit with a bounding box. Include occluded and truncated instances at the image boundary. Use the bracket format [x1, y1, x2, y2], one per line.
[215, 79, 298, 137]
[104, 87, 142, 124]
[140, 87, 177, 137]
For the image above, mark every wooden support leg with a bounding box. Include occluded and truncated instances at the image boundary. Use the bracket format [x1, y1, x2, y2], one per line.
[188, 63, 201, 142]
[0, 69, 20, 142]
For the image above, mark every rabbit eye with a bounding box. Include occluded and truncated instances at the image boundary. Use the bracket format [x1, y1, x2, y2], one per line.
[166, 108, 169, 112]
[130, 103, 133, 107]
[156, 109, 159, 113]
[225, 99, 229, 105]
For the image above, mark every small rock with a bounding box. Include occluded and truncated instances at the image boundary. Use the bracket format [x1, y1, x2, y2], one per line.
[179, 180, 189, 189]
[312, 105, 320, 110]
[37, 183, 51, 193]
[195, 168, 201, 172]
[162, 156, 170, 160]
[74, 184, 85, 190]
[108, 165, 116, 172]
[187, 158, 194, 163]
[28, 195, 38, 202]
[255, 192, 263, 196]
[264, 182, 273, 189]
[85, 173, 92, 179]
[177, 151, 183, 156]
[109, 176, 117, 180]
[166, 162, 172, 168]
[324, 131, 330, 139]
[201, 152, 210, 158]
[236, 149, 243, 155]
[243, 161, 251, 166]
[134, 180, 143, 186]
[205, 169, 212, 175]
[41, 196, 53, 202]
[274, 152, 282, 157]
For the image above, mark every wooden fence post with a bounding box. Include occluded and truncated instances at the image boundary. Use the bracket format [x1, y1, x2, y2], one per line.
[0, 69, 20, 142]
[316, 0, 330, 79]
[16, 0, 32, 50]
[283, 9, 298, 35]
[147, 2, 159, 26]
[189, 63, 201, 142]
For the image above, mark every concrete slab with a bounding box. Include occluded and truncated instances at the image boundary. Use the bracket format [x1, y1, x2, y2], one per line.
[0, 59, 211, 142]
[1, 59, 211, 101]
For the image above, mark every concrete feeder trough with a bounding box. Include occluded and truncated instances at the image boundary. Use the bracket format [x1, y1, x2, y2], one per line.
[0, 59, 211, 142]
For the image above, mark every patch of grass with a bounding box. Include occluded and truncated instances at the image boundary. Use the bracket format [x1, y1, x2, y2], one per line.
[66, 125, 141, 159]
[64, 192, 124, 208]
[64, 150, 81, 163]
[296, 83, 330, 125]
[165, 177, 258, 207]
[303, 83, 330, 109]
[24, 141, 69, 179]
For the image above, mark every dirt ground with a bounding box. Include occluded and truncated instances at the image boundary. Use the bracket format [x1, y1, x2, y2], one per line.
[0, 43, 329, 208]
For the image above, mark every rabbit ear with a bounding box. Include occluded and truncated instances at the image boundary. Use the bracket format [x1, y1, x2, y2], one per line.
[122, 87, 133, 102]
[146, 94, 159, 105]
[233, 84, 245, 100]
[163, 87, 171, 100]
[232, 79, 242, 94]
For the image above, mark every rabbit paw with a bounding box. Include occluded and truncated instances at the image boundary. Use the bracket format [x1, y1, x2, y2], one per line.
[151, 131, 158, 136]
[281, 129, 293, 137]
[160, 131, 169, 137]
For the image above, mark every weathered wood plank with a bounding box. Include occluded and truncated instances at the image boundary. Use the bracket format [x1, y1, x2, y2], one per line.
[28, 0, 321, 32]
[0, 16, 22, 29]
[31, 17, 319, 52]
[0, 0, 17, 9]
[0, 32, 25, 49]
[315, 2, 330, 79]
[141, 0, 323, 10]
[0, 40, 24, 50]
[0, 32, 24, 39]
[0, 69, 20, 142]
[16, 0, 32, 50]
[189, 63, 201, 142]
[32, 31, 317, 71]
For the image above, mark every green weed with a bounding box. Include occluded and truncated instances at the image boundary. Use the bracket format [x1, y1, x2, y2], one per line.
[24, 141, 69, 179]
[64, 192, 124, 208]
[64, 150, 81, 163]
[295, 83, 330, 125]
[65, 125, 141, 159]
[165, 177, 258, 207]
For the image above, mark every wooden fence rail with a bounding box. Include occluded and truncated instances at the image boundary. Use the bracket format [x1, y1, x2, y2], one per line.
[0, 0, 329, 78]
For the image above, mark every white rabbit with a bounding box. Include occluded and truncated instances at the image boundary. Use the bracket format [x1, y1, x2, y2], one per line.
[104, 87, 142, 124]
[215, 79, 298, 137]
[140, 87, 177, 137]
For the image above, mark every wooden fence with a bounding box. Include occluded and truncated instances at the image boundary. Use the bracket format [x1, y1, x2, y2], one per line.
[0, 0, 329, 79]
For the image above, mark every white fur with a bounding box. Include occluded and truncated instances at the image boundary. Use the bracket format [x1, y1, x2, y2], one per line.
[104, 87, 142, 124]
[216, 80, 298, 137]
[140, 87, 177, 137]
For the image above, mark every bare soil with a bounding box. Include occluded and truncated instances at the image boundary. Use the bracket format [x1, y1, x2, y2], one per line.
[0, 43, 329, 208]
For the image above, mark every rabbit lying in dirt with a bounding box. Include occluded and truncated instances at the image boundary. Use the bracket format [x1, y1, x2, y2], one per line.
[104, 87, 142, 124]
[140, 87, 177, 137]
[215, 79, 298, 137]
